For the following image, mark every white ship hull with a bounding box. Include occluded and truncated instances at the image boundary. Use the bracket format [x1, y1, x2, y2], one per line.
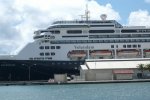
[0, 10, 150, 80]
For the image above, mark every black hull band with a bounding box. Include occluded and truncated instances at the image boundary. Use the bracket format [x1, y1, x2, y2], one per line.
[0, 60, 84, 81]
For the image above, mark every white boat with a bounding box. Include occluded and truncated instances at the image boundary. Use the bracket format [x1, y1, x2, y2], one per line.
[0, 7, 150, 81]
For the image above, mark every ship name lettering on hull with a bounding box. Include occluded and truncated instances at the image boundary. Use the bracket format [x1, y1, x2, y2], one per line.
[74, 45, 94, 50]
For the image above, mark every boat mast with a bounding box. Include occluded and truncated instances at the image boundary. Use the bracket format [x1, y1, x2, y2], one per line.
[80, 4, 90, 22]
[85, 4, 90, 22]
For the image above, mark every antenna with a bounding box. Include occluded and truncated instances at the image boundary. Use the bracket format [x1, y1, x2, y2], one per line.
[100, 14, 107, 21]
[85, 4, 90, 21]
[80, 4, 90, 21]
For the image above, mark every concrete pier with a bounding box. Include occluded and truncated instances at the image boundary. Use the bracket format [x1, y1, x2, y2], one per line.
[0, 79, 150, 86]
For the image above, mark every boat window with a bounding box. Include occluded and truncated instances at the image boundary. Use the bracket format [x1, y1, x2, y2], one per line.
[132, 34, 141, 38]
[45, 52, 50, 56]
[131, 39, 136, 42]
[99, 35, 108, 38]
[127, 45, 131, 48]
[50, 30, 60, 34]
[136, 39, 141, 42]
[104, 40, 109, 43]
[45, 57, 52, 60]
[93, 40, 99, 43]
[56, 46, 61, 49]
[121, 29, 137, 33]
[62, 35, 88, 38]
[120, 34, 131, 38]
[115, 40, 120, 43]
[51, 52, 55, 56]
[111, 45, 114, 48]
[141, 39, 146, 42]
[133, 45, 137, 48]
[109, 35, 120, 38]
[109, 40, 115, 43]
[123, 45, 126, 48]
[50, 39, 150, 44]
[146, 39, 150, 42]
[141, 34, 150, 37]
[40, 53, 44, 56]
[89, 30, 114, 33]
[120, 39, 125, 43]
[138, 44, 141, 48]
[39, 46, 44, 49]
[67, 30, 82, 34]
[45, 46, 49, 49]
[116, 45, 118, 48]
[34, 35, 44, 39]
[90, 25, 114, 27]
[51, 46, 55, 49]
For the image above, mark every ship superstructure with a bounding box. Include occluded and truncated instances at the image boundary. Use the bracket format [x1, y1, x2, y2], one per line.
[0, 9, 150, 81]
[17, 18, 150, 61]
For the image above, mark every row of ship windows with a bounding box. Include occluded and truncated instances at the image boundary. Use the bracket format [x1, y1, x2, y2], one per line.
[39, 46, 61, 49]
[123, 44, 141, 48]
[40, 52, 55, 56]
[34, 29, 150, 39]
[89, 34, 150, 38]
[61, 29, 150, 33]
[111, 44, 141, 48]
[49, 25, 115, 29]
[50, 39, 150, 44]
[29, 57, 52, 60]
[37, 30, 114, 34]
[66, 29, 150, 33]
[36, 34, 150, 40]
[39, 30, 60, 34]
[62, 34, 150, 38]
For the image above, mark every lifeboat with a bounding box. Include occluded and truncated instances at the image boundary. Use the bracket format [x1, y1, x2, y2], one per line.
[144, 49, 150, 53]
[90, 50, 112, 56]
[144, 49, 150, 57]
[67, 50, 86, 58]
[117, 49, 139, 56]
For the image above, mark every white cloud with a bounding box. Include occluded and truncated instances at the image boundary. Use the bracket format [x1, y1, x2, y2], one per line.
[128, 10, 150, 26]
[88, 1, 120, 20]
[0, 0, 120, 54]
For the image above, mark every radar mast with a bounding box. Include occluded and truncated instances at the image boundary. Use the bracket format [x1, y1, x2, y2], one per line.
[85, 4, 90, 21]
[80, 4, 90, 21]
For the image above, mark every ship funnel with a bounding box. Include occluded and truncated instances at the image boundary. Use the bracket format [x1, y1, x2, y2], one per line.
[100, 14, 107, 21]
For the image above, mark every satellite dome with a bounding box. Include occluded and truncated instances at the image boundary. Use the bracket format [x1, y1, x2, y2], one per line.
[100, 14, 107, 21]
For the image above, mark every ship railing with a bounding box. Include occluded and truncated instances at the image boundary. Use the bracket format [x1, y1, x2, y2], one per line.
[123, 26, 146, 28]
[52, 20, 115, 25]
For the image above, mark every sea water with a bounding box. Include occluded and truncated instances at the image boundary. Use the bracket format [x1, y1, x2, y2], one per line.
[0, 82, 150, 100]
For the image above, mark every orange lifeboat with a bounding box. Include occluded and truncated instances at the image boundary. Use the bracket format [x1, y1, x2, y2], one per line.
[144, 49, 150, 53]
[117, 49, 139, 56]
[90, 50, 112, 56]
[67, 50, 86, 58]
[144, 49, 150, 57]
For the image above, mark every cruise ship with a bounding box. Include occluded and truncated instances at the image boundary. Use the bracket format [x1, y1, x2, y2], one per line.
[0, 8, 150, 81]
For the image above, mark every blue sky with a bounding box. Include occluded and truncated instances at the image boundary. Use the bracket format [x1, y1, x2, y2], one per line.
[97, 0, 150, 24]
[0, 0, 150, 54]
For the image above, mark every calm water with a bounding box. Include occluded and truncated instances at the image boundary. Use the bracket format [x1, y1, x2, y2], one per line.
[0, 82, 150, 100]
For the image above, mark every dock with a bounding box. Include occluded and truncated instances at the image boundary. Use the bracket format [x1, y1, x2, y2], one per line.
[0, 79, 150, 86]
